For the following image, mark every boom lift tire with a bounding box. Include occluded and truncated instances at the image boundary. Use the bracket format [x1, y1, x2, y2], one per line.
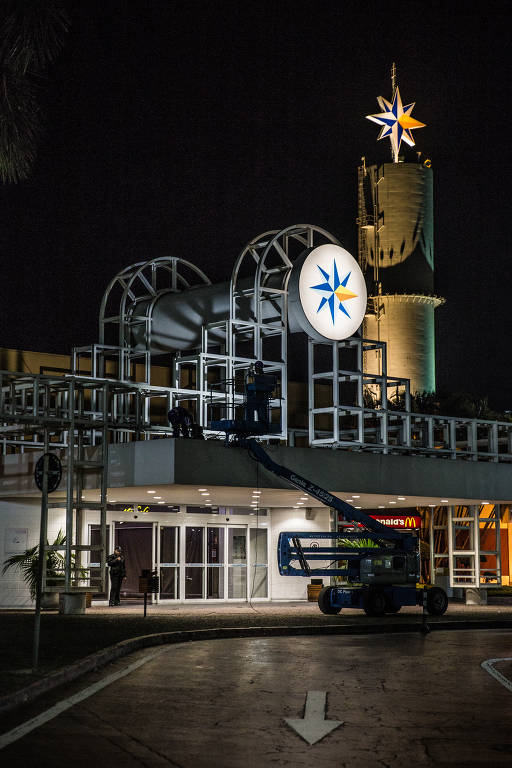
[317, 586, 342, 615]
[426, 586, 448, 616]
[363, 588, 387, 617]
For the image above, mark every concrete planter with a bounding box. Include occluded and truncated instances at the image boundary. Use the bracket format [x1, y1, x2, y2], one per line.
[41, 591, 60, 610]
[59, 592, 87, 615]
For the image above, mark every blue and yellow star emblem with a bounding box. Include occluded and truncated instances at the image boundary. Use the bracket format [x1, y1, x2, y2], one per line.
[310, 260, 358, 325]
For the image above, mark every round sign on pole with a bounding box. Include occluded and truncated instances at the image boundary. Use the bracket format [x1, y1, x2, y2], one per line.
[34, 453, 62, 494]
[288, 243, 367, 341]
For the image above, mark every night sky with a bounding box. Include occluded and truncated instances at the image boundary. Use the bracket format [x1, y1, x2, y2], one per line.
[1, 1, 511, 407]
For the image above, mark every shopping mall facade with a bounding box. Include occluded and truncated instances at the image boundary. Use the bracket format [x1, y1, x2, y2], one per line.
[1, 217, 511, 609]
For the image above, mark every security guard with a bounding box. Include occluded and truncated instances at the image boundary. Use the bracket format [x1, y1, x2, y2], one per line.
[107, 546, 126, 606]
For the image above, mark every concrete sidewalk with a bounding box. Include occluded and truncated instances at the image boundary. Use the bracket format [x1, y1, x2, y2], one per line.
[1, 599, 512, 714]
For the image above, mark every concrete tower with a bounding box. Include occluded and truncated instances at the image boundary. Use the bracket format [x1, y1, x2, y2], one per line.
[360, 67, 444, 394]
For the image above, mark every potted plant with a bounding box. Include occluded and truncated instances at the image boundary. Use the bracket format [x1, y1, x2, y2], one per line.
[307, 578, 324, 601]
[2, 529, 68, 608]
[331, 536, 379, 586]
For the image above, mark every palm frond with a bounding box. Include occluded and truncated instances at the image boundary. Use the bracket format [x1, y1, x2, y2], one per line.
[337, 537, 379, 549]
[2, 529, 68, 600]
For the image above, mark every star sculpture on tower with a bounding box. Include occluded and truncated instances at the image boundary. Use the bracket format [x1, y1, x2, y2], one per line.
[366, 86, 425, 163]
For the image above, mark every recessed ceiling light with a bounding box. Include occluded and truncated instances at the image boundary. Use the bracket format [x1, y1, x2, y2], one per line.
[481, 501, 490, 505]
[198, 488, 207, 492]
[253, 491, 261, 495]
[389, 501, 396, 504]
[398, 497, 406, 501]
[158, 501, 165, 505]
[147, 490, 156, 494]
[201, 492, 210, 496]
[378, 505, 385, 509]
[440, 499, 449, 503]
[154, 496, 162, 499]
[428, 504, 435, 507]
[352, 495, 360, 499]
[355, 506, 362, 509]
[300, 496, 308, 500]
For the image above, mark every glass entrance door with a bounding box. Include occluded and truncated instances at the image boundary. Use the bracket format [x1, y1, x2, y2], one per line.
[184, 524, 247, 600]
[207, 527, 225, 599]
[185, 526, 204, 599]
[227, 527, 247, 599]
[184, 525, 227, 599]
[157, 523, 266, 601]
[159, 526, 180, 599]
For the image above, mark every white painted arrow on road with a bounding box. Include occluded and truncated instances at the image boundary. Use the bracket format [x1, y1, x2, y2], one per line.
[285, 691, 343, 745]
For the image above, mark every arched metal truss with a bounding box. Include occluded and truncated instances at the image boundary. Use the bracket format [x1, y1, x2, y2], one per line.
[74, 257, 210, 377]
[98, 256, 211, 381]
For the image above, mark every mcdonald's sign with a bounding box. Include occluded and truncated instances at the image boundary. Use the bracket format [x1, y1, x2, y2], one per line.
[369, 514, 421, 529]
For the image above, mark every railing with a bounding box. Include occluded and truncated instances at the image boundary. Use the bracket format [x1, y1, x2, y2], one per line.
[301, 407, 512, 462]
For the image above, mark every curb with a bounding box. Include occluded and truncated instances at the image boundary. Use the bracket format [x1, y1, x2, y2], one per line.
[2, 618, 512, 716]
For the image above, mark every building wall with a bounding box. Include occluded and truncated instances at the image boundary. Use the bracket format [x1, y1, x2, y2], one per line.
[0, 497, 330, 607]
[269, 508, 330, 600]
[0, 500, 66, 608]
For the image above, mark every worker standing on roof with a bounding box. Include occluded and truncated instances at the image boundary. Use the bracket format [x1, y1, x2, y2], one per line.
[168, 405, 192, 438]
[244, 361, 276, 426]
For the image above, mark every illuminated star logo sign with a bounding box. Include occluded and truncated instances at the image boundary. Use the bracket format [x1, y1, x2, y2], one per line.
[310, 260, 358, 325]
[366, 86, 425, 162]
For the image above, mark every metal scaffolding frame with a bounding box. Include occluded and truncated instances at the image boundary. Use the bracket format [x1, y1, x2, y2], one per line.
[0, 370, 182, 598]
[427, 504, 502, 589]
[307, 337, 512, 461]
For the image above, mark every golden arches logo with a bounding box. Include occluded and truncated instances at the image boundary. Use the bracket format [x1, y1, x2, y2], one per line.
[404, 517, 418, 528]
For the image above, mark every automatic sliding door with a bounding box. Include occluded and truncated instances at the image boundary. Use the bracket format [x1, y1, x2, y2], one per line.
[207, 527, 224, 598]
[228, 527, 247, 599]
[185, 526, 204, 598]
[160, 526, 180, 599]
[184, 525, 251, 600]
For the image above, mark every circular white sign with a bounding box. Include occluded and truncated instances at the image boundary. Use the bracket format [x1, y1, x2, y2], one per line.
[297, 243, 367, 340]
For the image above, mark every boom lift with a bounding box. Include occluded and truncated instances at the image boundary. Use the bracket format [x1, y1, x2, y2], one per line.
[210, 363, 447, 617]
[246, 440, 448, 617]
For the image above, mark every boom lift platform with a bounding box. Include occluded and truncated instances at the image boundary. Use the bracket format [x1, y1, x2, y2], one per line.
[246, 439, 448, 617]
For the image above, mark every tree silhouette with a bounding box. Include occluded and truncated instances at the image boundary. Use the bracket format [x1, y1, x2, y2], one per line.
[0, 0, 69, 183]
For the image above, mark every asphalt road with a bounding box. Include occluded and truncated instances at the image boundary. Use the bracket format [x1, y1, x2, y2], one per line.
[1, 629, 512, 767]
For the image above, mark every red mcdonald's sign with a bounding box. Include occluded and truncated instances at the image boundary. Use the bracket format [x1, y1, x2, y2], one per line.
[369, 514, 421, 529]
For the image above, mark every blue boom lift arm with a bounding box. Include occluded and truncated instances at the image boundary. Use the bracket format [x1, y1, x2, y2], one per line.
[246, 439, 418, 580]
